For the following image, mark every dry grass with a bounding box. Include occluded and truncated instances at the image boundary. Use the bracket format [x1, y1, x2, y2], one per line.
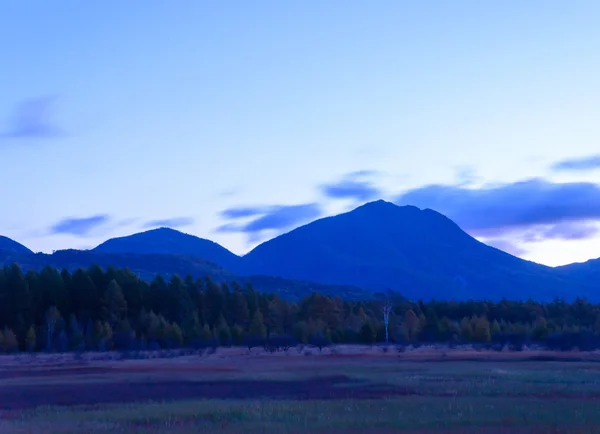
[1, 345, 600, 433]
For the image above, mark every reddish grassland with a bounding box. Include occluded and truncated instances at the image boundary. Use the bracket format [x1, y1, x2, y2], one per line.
[1, 345, 600, 433]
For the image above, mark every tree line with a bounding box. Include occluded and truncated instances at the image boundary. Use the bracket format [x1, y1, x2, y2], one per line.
[1, 263, 600, 353]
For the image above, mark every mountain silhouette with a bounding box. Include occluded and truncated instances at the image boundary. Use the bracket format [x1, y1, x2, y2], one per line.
[0, 236, 32, 255]
[93, 227, 240, 270]
[240, 200, 591, 300]
[555, 257, 600, 284]
[1, 201, 598, 301]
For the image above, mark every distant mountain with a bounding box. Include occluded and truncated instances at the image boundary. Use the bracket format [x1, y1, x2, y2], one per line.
[0, 236, 32, 255]
[554, 258, 600, 286]
[0, 248, 369, 301]
[240, 200, 593, 300]
[2, 201, 598, 301]
[93, 227, 240, 270]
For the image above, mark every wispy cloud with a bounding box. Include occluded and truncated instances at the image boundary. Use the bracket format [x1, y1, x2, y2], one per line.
[49, 215, 110, 237]
[551, 155, 600, 172]
[522, 222, 599, 243]
[320, 170, 382, 202]
[143, 217, 194, 229]
[219, 207, 268, 219]
[454, 166, 481, 186]
[1, 96, 65, 140]
[216, 203, 322, 241]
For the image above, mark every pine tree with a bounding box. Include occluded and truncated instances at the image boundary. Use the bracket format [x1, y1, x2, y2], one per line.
[249, 310, 266, 338]
[169, 323, 184, 347]
[231, 324, 245, 345]
[472, 316, 491, 343]
[460, 317, 473, 341]
[102, 280, 127, 327]
[68, 315, 84, 351]
[199, 324, 213, 343]
[44, 306, 63, 352]
[403, 310, 420, 342]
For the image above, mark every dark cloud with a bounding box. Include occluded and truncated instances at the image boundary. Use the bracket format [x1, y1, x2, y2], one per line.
[50, 215, 110, 237]
[143, 217, 194, 229]
[395, 178, 600, 237]
[483, 239, 528, 257]
[1, 96, 64, 140]
[320, 170, 382, 201]
[551, 155, 600, 172]
[216, 203, 322, 238]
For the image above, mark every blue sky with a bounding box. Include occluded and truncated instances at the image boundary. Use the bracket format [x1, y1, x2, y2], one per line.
[1, 0, 600, 266]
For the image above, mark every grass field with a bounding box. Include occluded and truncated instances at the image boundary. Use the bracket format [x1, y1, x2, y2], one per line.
[1, 345, 600, 433]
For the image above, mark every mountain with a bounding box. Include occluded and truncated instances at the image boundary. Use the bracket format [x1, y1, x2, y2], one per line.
[0, 236, 33, 255]
[93, 227, 240, 270]
[0, 248, 369, 301]
[240, 200, 594, 300]
[1, 201, 598, 301]
[554, 258, 600, 285]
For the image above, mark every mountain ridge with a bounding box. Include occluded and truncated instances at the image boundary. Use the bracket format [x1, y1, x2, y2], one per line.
[0, 235, 33, 255]
[93, 227, 241, 270]
[239, 200, 582, 300]
[1, 200, 599, 301]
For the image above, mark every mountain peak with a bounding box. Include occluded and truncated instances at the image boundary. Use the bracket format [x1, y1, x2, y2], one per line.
[354, 200, 423, 215]
[143, 227, 183, 234]
[241, 199, 562, 300]
[93, 227, 240, 269]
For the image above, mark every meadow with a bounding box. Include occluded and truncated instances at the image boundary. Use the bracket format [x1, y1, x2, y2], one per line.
[1, 345, 600, 433]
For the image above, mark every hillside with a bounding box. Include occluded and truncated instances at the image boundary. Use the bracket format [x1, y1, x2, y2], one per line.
[554, 258, 600, 286]
[0, 249, 369, 301]
[0, 236, 32, 255]
[240, 200, 593, 300]
[93, 227, 240, 270]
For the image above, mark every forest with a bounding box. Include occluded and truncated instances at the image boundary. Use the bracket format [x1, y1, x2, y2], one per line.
[1, 263, 599, 353]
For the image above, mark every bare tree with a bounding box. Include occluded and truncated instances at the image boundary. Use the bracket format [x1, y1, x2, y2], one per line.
[375, 291, 393, 344]
[382, 298, 392, 344]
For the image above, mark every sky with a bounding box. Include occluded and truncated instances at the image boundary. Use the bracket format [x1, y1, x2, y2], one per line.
[1, 0, 600, 267]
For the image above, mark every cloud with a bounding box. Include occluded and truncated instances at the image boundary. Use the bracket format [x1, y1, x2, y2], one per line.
[522, 222, 599, 243]
[49, 215, 110, 237]
[219, 207, 268, 219]
[143, 217, 194, 229]
[395, 178, 600, 237]
[320, 170, 382, 201]
[455, 166, 481, 186]
[1, 96, 64, 140]
[551, 155, 600, 172]
[216, 203, 322, 239]
[243, 204, 321, 232]
[483, 239, 528, 257]
[347, 169, 379, 178]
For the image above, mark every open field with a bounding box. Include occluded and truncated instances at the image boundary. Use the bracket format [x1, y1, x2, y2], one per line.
[2, 346, 600, 433]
